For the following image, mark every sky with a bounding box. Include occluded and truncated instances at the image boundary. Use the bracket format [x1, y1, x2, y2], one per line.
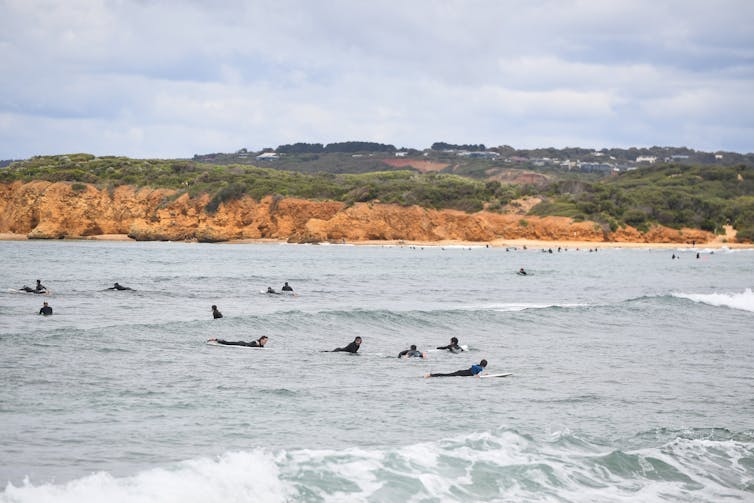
[1, 0, 753, 159]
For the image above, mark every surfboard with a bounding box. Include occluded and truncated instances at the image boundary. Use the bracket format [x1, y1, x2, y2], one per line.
[206, 340, 263, 348]
[480, 373, 512, 378]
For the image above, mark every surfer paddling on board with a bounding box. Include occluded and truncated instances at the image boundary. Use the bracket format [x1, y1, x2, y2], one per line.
[208, 335, 268, 347]
[517, 268, 527, 276]
[107, 282, 133, 291]
[21, 280, 48, 294]
[211, 305, 223, 319]
[332, 336, 362, 353]
[398, 345, 426, 358]
[425, 359, 487, 378]
[266, 287, 280, 295]
[436, 337, 464, 353]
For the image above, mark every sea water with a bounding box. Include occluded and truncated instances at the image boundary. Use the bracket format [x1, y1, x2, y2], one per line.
[0, 241, 752, 502]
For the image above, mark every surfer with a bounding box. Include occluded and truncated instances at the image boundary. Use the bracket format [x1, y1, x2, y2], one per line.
[436, 337, 464, 353]
[208, 335, 268, 347]
[38, 301, 53, 316]
[281, 282, 294, 292]
[21, 280, 47, 293]
[211, 305, 223, 319]
[517, 268, 527, 275]
[332, 336, 362, 353]
[398, 345, 425, 358]
[266, 287, 280, 295]
[107, 282, 133, 291]
[425, 359, 487, 378]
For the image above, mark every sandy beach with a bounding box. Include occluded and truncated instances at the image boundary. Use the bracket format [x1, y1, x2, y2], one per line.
[2, 232, 750, 249]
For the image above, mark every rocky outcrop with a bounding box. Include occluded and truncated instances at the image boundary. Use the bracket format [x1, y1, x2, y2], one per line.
[0, 181, 720, 244]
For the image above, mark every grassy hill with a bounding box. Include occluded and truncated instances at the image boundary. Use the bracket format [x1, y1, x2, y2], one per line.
[2, 153, 753, 241]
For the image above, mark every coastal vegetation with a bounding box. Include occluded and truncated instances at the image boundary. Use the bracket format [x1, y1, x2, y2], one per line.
[1, 153, 753, 241]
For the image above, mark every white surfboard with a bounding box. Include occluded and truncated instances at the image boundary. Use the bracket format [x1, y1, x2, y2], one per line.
[480, 373, 512, 379]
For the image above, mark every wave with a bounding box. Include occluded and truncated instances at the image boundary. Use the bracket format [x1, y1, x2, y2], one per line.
[672, 289, 754, 313]
[3, 428, 752, 503]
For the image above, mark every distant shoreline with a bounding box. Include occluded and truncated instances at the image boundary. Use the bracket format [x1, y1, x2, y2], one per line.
[2, 232, 751, 249]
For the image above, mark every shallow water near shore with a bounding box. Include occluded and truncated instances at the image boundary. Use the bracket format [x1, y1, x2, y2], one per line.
[1, 241, 753, 502]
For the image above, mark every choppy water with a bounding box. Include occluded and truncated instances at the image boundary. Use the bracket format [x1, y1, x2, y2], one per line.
[1, 241, 752, 502]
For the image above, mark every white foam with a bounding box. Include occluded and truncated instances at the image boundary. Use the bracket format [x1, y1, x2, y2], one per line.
[1, 451, 287, 503]
[673, 288, 754, 313]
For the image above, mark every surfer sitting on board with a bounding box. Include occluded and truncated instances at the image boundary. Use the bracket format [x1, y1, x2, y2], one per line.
[208, 336, 268, 347]
[281, 282, 293, 292]
[38, 301, 53, 316]
[211, 305, 223, 319]
[425, 359, 487, 378]
[398, 345, 425, 358]
[332, 336, 362, 353]
[436, 337, 464, 353]
[107, 282, 133, 291]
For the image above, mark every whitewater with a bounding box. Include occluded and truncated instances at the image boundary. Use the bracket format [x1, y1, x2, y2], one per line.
[1, 241, 752, 502]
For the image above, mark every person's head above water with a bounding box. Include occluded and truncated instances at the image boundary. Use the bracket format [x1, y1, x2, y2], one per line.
[479, 359, 488, 367]
[211, 305, 218, 310]
[410, 344, 417, 350]
[354, 337, 362, 344]
[257, 336, 269, 346]
[451, 337, 459, 344]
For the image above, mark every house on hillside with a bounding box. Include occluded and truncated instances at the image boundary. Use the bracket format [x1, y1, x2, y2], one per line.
[256, 152, 279, 161]
[635, 155, 657, 164]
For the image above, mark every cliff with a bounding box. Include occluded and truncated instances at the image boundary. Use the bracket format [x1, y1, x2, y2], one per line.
[0, 181, 718, 244]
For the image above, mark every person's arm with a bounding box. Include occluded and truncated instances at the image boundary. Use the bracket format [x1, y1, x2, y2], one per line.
[436, 344, 449, 350]
[398, 350, 408, 358]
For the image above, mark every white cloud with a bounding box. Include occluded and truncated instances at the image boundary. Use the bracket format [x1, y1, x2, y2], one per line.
[1, 0, 753, 158]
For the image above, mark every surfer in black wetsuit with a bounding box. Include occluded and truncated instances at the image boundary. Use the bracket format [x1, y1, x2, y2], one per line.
[436, 337, 463, 353]
[333, 336, 362, 353]
[211, 305, 223, 319]
[39, 301, 53, 316]
[21, 280, 47, 293]
[398, 344, 425, 358]
[108, 282, 133, 291]
[266, 287, 280, 295]
[208, 335, 268, 347]
[517, 268, 527, 275]
[426, 359, 487, 378]
[281, 282, 293, 292]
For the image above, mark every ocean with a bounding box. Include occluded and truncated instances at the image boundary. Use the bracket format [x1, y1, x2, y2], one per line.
[1, 240, 752, 502]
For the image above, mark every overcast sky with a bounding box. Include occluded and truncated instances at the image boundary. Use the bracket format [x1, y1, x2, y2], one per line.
[1, 0, 753, 159]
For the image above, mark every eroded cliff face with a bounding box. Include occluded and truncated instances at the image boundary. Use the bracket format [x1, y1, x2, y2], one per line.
[0, 181, 717, 244]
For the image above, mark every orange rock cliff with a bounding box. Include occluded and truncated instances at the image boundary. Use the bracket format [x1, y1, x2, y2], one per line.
[0, 181, 716, 244]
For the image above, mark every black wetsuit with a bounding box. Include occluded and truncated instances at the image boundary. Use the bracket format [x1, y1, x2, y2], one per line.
[282, 285, 293, 292]
[215, 339, 262, 347]
[39, 306, 53, 316]
[333, 342, 360, 353]
[212, 309, 223, 319]
[436, 343, 463, 353]
[429, 364, 484, 378]
[398, 349, 423, 358]
[109, 284, 132, 290]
